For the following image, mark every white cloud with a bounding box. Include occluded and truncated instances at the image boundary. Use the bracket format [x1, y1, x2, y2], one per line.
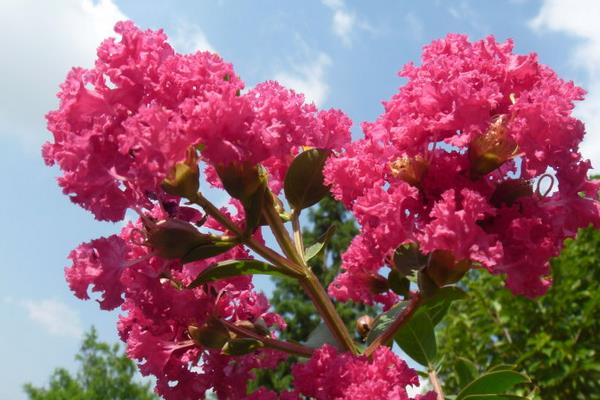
[19, 298, 83, 338]
[0, 0, 126, 148]
[275, 52, 332, 107]
[321, 0, 373, 47]
[170, 21, 215, 53]
[446, 0, 490, 34]
[530, 0, 600, 169]
[404, 12, 425, 42]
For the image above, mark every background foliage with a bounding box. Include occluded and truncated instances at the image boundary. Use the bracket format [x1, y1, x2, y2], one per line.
[24, 327, 157, 400]
[437, 227, 600, 399]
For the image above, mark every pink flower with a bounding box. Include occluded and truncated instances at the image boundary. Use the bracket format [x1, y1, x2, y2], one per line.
[65, 235, 128, 310]
[44, 21, 351, 221]
[291, 345, 431, 400]
[326, 34, 600, 301]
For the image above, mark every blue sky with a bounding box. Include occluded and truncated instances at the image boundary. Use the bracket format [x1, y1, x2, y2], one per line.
[1, 1, 600, 398]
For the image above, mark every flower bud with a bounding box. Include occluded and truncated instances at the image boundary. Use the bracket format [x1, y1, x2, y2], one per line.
[490, 179, 532, 207]
[368, 274, 390, 294]
[188, 320, 231, 349]
[146, 219, 212, 259]
[355, 315, 375, 339]
[389, 155, 428, 186]
[469, 115, 517, 178]
[234, 319, 270, 336]
[161, 147, 199, 200]
[424, 250, 471, 287]
[216, 162, 266, 201]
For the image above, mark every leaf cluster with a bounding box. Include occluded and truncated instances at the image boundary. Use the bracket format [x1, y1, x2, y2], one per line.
[437, 227, 600, 399]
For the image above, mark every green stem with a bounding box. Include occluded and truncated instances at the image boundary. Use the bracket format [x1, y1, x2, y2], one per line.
[363, 292, 422, 357]
[221, 319, 314, 358]
[193, 193, 302, 275]
[195, 191, 356, 354]
[262, 193, 303, 266]
[300, 273, 358, 354]
[428, 366, 445, 400]
[291, 209, 305, 262]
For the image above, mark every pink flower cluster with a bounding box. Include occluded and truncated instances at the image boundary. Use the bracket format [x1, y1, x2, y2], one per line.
[49, 21, 353, 399]
[244, 345, 435, 399]
[43, 21, 350, 222]
[66, 204, 286, 398]
[325, 34, 600, 304]
[46, 20, 600, 400]
[289, 345, 435, 400]
[65, 204, 432, 400]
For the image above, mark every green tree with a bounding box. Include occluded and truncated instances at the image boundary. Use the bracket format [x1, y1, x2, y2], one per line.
[250, 196, 374, 392]
[437, 227, 600, 399]
[24, 327, 158, 400]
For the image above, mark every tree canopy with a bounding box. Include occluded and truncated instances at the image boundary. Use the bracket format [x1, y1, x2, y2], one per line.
[24, 327, 157, 400]
[437, 227, 600, 399]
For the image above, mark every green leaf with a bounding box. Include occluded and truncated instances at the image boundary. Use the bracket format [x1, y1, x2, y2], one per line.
[188, 259, 294, 288]
[394, 309, 437, 367]
[284, 148, 332, 210]
[487, 364, 518, 373]
[423, 286, 467, 326]
[462, 395, 526, 400]
[388, 269, 411, 296]
[456, 371, 530, 400]
[456, 357, 479, 389]
[366, 301, 409, 345]
[221, 338, 264, 355]
[417, 270, 440, 298]
[304, 322, 342, 350]
[181, 241, 236, 264]
[304, 224, 336, 261]
[242, 183, 267, 234]
[393, 244, 427, 276]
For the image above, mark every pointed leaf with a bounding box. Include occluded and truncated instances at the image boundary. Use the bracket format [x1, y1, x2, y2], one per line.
[188, 259, 294, 288]
[304, 323, 342, 350]
[487, 364, 518, 373]
[456, 371, 530, 400]
[242, 183, 267, 234]
[221, 338, 264, 355]
[462, 395, 526, 400]
[182, 241, 237, 264]
[394, 309, 437, 367]
[284, 148, 332, 210]
[366, 301, 408, 345]
[304, 224, 336, 261]
[388, 269, 411, 296]
[456, 357, 479, 389]
[423, 286, 467, 326]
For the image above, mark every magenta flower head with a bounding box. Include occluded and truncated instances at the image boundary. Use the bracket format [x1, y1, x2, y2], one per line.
[43, 21, 350, 222]
[45, 20, 357, 399]
[45, 19, 594, 399]
[325, 34, 600, 302]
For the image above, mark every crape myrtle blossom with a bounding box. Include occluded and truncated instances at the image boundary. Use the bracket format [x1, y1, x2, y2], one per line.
[290, 345, 435, 400]
[66, 204, 287, 398]
[43, 21, 350, 222]
[46, 20, 598, 399]
[325, 34, 600, 303]
[49, 21, 434, 400]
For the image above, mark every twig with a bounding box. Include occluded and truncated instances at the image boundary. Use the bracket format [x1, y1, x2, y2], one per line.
[221, 319, 314, 358]
[363, 293, 422, 357]
[428, 367, 445, 400]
